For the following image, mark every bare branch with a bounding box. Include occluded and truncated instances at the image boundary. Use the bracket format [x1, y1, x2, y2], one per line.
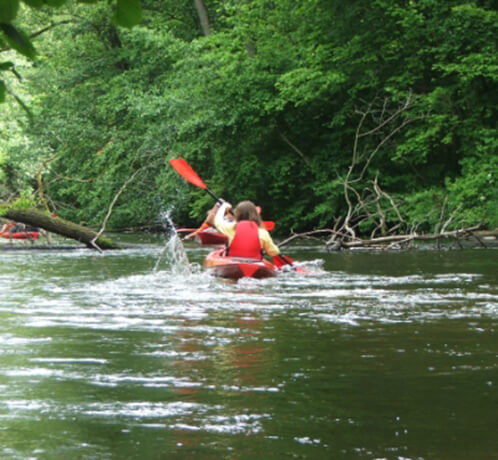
[279, 131, 311, 166]
[358, 93, 413, 139]
[35, 151, 59, 213]
[90, 168, 144, 251]
[334, 94, 429, 245]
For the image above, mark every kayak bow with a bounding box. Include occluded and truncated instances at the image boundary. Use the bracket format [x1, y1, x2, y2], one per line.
[204, 248, 277, 280]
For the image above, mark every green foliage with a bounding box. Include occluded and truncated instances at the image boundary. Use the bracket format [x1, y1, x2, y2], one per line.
[400, 188, 449, 233]
[0, 0, 144, 108]
[9, 190, 37, 210]
[445, 134, 498, 228]
[1, 0, 496, 234]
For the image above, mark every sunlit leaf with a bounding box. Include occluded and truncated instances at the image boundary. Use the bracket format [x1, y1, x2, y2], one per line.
[114, 0, 142, 28]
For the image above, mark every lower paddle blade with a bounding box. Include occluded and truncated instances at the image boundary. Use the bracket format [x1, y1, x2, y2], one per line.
[272, 254, 294, 268]
[169, 157, 207, 190]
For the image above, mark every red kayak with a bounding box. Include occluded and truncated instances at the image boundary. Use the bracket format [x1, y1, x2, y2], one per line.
[204, 248, 277, 280]
[0, 231, 39, 240]
[195, 229, 228, 245]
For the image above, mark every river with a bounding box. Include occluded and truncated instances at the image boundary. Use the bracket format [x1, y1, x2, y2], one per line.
[1, 235, 497, 459]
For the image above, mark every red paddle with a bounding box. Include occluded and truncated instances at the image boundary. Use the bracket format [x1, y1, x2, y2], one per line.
[272, 254, 307, 272]
[272, 254, 294, 268]
[175, 228, 199, 233]
[170, 157, 220, 202]
[181, 221, 210, 241]
[170, 157, 275, 232]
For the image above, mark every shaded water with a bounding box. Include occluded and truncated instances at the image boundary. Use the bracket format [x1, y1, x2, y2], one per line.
[1, 236, 497, 459]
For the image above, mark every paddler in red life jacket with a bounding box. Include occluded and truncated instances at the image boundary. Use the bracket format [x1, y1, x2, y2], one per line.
[0, 220, 24, 234]
[0, 221, 15, 234]
[206, 200, 280, 260]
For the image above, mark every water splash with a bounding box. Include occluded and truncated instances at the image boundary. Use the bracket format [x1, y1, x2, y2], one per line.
[153, 210, 190, 274]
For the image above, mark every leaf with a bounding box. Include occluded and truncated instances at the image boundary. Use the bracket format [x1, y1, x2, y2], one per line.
[12, 92, 33, 119]
[0, 80, 5, 103]
[21, 0, 45, 7]
[23, 0, 66, 6]
[0, 61, 14, 70]
[0, 0, 19, 22]
[114, 0, 142, 28]
[45, 0, 67, 6]
[0, 23, 36, 59]
[0, 60, 22, 81]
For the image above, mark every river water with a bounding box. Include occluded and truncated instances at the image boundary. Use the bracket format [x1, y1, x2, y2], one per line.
[1, 235, 497, 459]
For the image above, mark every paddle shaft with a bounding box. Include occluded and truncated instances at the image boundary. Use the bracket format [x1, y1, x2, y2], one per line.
[203, 188, 237, 220]
[205, 187, 222, 204]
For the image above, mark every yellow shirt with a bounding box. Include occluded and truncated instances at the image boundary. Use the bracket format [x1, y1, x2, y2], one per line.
[214, 210, 280, 257]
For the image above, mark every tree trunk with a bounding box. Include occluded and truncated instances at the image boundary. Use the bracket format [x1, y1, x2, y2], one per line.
[194, 0, 210, 36]
[3, 208, 120, 250]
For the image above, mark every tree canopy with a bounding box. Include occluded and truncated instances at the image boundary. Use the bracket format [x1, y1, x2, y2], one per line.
[1, 0, 497, 237]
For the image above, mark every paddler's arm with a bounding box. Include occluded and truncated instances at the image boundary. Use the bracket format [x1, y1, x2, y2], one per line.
[1, 222, 14, 234]
[259, 228, 280, 257]
[205, 203, 219, 228]
[207, 201, 236, 240]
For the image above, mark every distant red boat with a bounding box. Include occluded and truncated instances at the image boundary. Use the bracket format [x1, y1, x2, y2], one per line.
[0, 230, 39, 240]
[194, 229, 228, 245]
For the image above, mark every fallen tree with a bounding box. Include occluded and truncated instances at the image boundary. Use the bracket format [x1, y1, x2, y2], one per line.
[0, 156, 148, 251]
[2, 208, 120, 250]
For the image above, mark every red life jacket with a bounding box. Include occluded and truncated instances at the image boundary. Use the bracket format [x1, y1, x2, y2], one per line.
[228, 221, 262, 259]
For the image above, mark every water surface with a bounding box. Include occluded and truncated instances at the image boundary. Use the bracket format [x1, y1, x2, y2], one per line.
[1, 237, 497, 459]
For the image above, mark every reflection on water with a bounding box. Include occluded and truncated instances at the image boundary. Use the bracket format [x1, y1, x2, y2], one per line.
[0, 237, 497, 459]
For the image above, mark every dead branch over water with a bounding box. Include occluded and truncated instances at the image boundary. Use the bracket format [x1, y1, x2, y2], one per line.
[277, 95, 496, 251]
[278, 225, 497, 250]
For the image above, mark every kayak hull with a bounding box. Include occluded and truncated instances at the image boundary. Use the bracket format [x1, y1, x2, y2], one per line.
[204, 249, 277, 280]
[0, 231, 39, 240]
[195, 230, 228, 245]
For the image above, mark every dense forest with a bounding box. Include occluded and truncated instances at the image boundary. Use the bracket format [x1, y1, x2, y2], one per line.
[1, 0, 497, 244]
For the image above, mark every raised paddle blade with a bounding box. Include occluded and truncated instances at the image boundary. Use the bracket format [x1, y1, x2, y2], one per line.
[263, 221, 275, 231]
[169, 157, 207, 190]
[171, 157, 273, 226]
